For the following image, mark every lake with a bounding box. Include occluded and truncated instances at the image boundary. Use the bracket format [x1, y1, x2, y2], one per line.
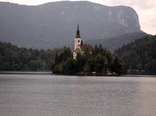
[0, 72, 156, 116]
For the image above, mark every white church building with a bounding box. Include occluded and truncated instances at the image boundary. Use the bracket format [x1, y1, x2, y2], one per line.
[73, 25, 93, 59]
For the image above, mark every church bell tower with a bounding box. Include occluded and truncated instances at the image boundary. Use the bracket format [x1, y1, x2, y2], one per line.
[74, 25, 83, 50]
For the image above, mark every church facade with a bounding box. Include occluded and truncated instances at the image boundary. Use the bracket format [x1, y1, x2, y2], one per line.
[73, 25, 93, 59]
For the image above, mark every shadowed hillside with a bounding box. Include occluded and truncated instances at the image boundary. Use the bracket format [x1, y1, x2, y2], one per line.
[0, 1, 141, 49]
[114, 35, 156, 73]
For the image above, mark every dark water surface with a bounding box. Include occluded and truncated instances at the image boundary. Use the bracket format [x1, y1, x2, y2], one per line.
[0, 73, 156, 116]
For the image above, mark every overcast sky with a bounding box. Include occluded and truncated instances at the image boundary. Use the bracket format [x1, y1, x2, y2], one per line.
[0, 0, 156, 35]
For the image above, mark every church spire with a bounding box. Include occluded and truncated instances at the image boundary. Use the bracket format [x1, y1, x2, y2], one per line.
[75, 25, 81, 38]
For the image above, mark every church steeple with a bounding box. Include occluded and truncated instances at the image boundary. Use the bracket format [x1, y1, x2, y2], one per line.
[75, 25, 81, 38]
[73, 25, 92, 59]
[74, 24, 83, 52]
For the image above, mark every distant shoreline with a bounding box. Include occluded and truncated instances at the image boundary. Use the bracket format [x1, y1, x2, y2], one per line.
[0, 71, 52, 75]
[0, 71, 156, 76]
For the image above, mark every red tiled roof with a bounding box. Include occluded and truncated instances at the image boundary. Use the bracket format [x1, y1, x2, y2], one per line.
[74, 44, 93, 53]
[80, 45, 93, 52]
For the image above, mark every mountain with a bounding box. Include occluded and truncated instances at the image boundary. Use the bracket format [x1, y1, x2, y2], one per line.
[0, 1, 141, 49]
[114, 35, 156, 73]
[85, 32, 148, 52]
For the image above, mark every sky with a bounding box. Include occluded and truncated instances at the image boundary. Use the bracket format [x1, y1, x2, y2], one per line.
[0, 0, 156, 35]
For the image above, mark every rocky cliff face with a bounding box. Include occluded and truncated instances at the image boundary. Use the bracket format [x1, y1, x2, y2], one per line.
[0, 1, 141, 49]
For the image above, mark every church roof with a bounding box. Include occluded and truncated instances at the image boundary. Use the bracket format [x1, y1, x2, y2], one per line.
[80, 45, 93, 52]
[74, 44, 93, 53]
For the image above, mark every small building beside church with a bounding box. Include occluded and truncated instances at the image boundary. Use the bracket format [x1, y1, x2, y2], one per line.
[73, 25, 93, 59]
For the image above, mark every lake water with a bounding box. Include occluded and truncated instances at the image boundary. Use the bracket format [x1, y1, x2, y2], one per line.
[0, 72, 156, 116]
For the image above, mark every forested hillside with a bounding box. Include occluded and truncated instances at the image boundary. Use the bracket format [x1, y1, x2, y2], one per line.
[0, 41, 61, 71]
[86, 32, 147, 52]
[0, 41, 127, 74]
[114, 35, 156, 73]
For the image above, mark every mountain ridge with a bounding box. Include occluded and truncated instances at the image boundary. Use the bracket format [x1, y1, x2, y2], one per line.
[0, 1, 141, 49]
[85, 32, 148, 52]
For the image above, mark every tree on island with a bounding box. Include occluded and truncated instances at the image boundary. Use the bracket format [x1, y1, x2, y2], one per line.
[51, 45, 127, 75]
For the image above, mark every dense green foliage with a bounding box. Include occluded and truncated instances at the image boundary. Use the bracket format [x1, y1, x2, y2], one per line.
[114, 35, 156, 73]
[52, 45, 127, 75]
[0, 41, 61, 71]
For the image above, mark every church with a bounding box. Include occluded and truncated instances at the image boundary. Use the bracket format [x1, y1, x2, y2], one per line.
[73, 25, 93, 59]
